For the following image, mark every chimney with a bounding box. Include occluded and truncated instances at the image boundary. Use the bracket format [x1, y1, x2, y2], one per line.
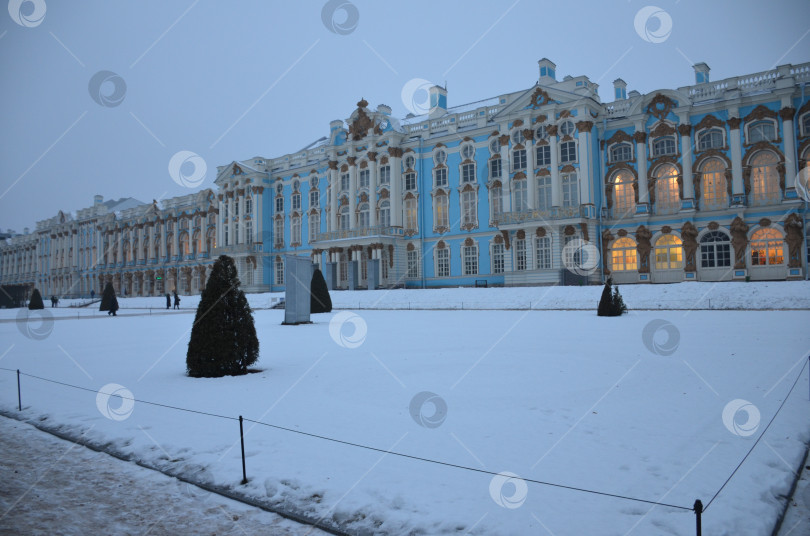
[94, 195, 104, 205]
[429, 85, 447, 118]
[693, 62, 710, 84]
[538, 58, 557, 84]
[613, 78, 627, 100]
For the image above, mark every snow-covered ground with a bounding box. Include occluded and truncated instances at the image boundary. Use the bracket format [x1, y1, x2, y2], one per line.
[0, 284, 809, 535]
[0, 416, 328, 535]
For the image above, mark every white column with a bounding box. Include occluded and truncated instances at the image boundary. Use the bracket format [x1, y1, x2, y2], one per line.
[781, 109, 797, 190]
[159, 223, 167, 259]
[679, 124, 694, 202]
[577, 121, 593, 206]
[549, 127, 561, 207]
[348, 155, 358, 229]
[228, 195, 236, 246]
[238, 194, 246, 244]
[148, 226, 155, 261]
[390, 149, 402, 227]
[255, 187, 263, 244]
[217, 197, 225, 248]
[117, 231, 123, 265]
[329, 164, 338, 231]
[635, 129, 649, 204]
[728, 118, 744, 196]
[369, 156, 378, 227]
[172, 220, 179, 259]
[500, 135, 512, 212]
[527, 133, 537, 210]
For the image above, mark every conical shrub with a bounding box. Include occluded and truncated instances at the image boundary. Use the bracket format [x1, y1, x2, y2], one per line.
[310, 268, 332, 314]
[28, 288, 44, 310]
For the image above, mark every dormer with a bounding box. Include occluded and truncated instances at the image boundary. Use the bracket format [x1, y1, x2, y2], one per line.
[693, 62, 710, 84]
[538, 58, 557, 85]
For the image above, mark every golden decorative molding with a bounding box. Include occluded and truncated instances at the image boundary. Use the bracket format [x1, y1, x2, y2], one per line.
[575, 121, 594, 133]
[536, 227, 546, 238]
[677, 124, 692, 137]
[650, 122, 676, 137]
[516, 230, 525, 240]
[499, 135, 510, 147]
[633, 131, 647, 143]
[635, 225, 652, 273]
[547, 125, 559, 137]
[727, 117, 742, 130]
[646, 93, 676, 120]
[681, 222, 698, 272]
[744, 105, 777, 123]
[759, 218, 771, 227]
[367, 151, 377, 162]
[464, 237, 475, 247]
[527, 87, 556, 109]
[694, 114, 724, 132]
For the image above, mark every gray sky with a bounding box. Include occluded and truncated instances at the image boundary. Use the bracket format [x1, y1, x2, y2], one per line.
[1, 0, 808, 232]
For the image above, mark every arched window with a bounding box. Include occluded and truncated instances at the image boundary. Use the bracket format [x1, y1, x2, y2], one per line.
[513, 179, 528, 211]
[206, 229, 215, 252]
[179, 233, 189, 256]
[536, 176, 551, 210]
[404, 198, 417, 231]
[750, 151, 780, 205]
[748, 121, 776, 143]
[562, 173, 578, 208]
[611, 237, 638, 271]
[490, 185, 503, 221]
[357, 203, 370, 228]
[700, 159, 728, 210]
[612, 171, 636, 216]
[461, 190, 477, 227]
[610, 143, 633, 163]
[192, 231, 200, 255]
[291, 216, 301, 245]
[699, 231, 731, 268]
[750, 228, 784, 265]
[654, 164, 680, 214]
[434, 193, 449, 229]
[652, 136, 676, 157]
[802, 113, 810, 137]
[379, 200, 390, 227]
[654, 235, 683, 270]
[308, 212, 320, 242]
[697, 128, 723, 151]
[338, 205, 349, 231]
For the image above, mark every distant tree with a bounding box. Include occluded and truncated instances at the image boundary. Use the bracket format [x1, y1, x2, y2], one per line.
[310, 268, 332, 313]
[99, 282, 119, 315]
[186, 255, 259, 377]
[28, 288, 44, 310]
[597, 278, 627, 317]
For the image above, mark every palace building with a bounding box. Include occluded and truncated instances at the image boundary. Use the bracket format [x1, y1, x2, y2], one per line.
[2, 58, 809, 297]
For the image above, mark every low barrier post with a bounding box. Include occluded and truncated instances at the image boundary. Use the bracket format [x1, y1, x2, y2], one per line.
[239, 415, 248, 484]
[693, 499, 703, 536]
[17, 369, 21, 411]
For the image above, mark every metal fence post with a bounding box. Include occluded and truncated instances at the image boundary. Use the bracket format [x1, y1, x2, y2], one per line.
[239, 415, 248, 484]
[17, 369, 22, 411]
[693, 499, 703, 536]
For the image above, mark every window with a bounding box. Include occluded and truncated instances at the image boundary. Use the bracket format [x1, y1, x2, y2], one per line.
[245, 221, 253, 245]
[492, 243, 504, 274]
[491, 186, 503, 222]
[461, 144, 475, 160]
[358, 203, 370, 228]
[379, 165, 390, 184]
[654, 235, 683, 270]
[560, 141, 577, 163]
[407, 250, 419, 278]
[310, 190, 319, 208]
[512, 149, 527, 170]
[560, 121, 575, 136]
[461, 163, 476, 183]
[562, 173, 579, 208]
[748, 121, 776, 143]
[405, 198, 418, 231]
[309, 213, 320, 242]
[750, 228, 784, 265]
[700, 159, 728, 210]
[379, 201, 390, 227]
[515, 239, 526, 271]
[338, 205, 349, 231]
[436, 247, 449, 277]
[275, 258, 284, 285]
[513, 179, 528, 211]
[405, 155, 416, 170]
[536, 145, 551, 166]
[463, 245, 478, 275]
[536, 125, 548, 141]
[224, 204, 229, 219]
[340, 173, 350, 192]
[461, 190, 477, 227]
[489, 158, 502, 179]
[292, 193, 301, 211]
[653, 136, 676, 157]
[612, 171, 636, 216]
[275, 197, 284, 213]
[490, 138, 500, 154]
[802, 114, 810, 136]
[434, 193, 449, 229]
[654, 164, 680, 214]
[698, 129, 723, 151]
[610, 143, 632, 163]
[700, 231, 730, 268]
[750, 151, 780, 204]
[405, 172, 417, 191]
[534, 236, 551, 269]
[359, 169, 369, 189]
[291, 216, 301, 245]
[273, 219, 283, 246]
[434, 150, 447, 165]
[537, 176, 551, 210]
[246, 196, 253, 215]
[224, 225, 229, 246]
[434, 167, 448, 187]
[611, 237, 638, 271]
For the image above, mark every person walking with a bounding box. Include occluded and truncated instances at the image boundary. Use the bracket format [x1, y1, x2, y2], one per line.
[173, 290, 180, 310]
[90, 289, 95, 301]
[165, 293, 171, 309]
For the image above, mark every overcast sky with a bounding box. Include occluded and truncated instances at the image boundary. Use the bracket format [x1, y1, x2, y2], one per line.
[1, 0, 808, 233]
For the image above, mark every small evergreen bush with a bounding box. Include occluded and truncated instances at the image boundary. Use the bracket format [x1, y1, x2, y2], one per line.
[310, 268, 332, 314]
[597, 278, 627, 316]
[28, 288, 44, 310]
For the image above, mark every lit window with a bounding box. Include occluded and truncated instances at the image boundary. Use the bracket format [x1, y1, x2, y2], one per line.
[613, 171, 635, 216]
[654, 164, 680, 214]
[611, 237, 638, 271]
[404, 198, 418, 231]
[750, 151, 780, 205]
[534, 236, 551, 269]
[654, 235, 683, 270]
[700, 159, 728, 210]
[700, 231, 730, 268]
[748, 121, 776, 143]
[750, 228, 784, 265]
[463, 245, 478, 275]
[698, 129, 723, 151]
[652, 136, 676, 157]
[560, 141, 577, 163]
[434, 193, 449, 229]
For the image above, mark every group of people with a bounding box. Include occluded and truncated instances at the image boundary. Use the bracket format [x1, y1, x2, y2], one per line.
[166, 290, 180, 310]
[50, 295, 59, 307]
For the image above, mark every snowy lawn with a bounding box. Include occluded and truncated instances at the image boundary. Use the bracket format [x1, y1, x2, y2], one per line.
[1, 304, 809, 535]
